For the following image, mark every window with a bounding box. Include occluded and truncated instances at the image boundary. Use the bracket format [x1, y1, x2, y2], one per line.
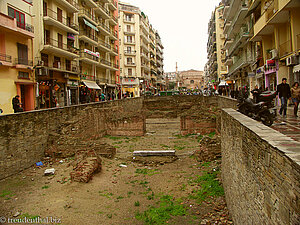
[126, 25, 131, 32]
[190, 80, 194, 84]
[127, 57, 133, 64]
[18, 71, 29, 79]
[41, 53, 48, 66]
[58, 33, 63, 49]
[57, 8, 62, 23]
[126, 36, 133, 43]
[17, 43, 28, 65]
[125, 14, 132, 21]
[127, 46, 132, 52]
[128, 68, 132, 76]
[8, 6, 25, 29]
[53, 56, 61, 68]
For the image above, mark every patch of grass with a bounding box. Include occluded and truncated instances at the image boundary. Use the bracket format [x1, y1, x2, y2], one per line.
[201, 162, 211, 168]
[134, 201, 140, 207]
[99, 191, 114, 199]
[188, 170, 224, 203]
[107, 213, 112, 219]
[114, 141, 123, 145]
[180, 184, 187, 191]
[135, 169, 159, 176]
[0, 190, 12, 198]
[160, 144, 169, 149]
[174, 145, 185, 151]
[135, 195, 186, 224]
[41, 185, 49, 189]
[147, 192, 155, 200]
[207, 131, 216, 138]
[127, 191, 134, 197]
[116, 196, 124, 200]
[20, 213, 40, 220]
[97, 211, 104, 215]
[104, 135, 124, 140]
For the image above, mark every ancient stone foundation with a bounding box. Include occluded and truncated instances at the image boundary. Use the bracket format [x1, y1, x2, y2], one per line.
[221, 108, 300, 225]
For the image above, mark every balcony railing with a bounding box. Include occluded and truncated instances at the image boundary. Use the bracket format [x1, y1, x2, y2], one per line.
[100, 58, 111, 66]
[96, 2, 109, 15]
[65, 0, 79, 9]
[45, 38, 78, 54]
[79, 51, 99, 62]
[266, 0, 278, 21]
[0, 53, 12, 63]
[228, 26, 249, 55]
[79, 30, 98, 42]
[279, 40, 292, 58]
[97, 21, 110, 33]
[124, 50, 136, 54]
[17, 21, 34, 33]
[111, 30, 118, 39]
[111, 47, 118, 54]
[98, 40, 111, 49]
[14, 58, 33, 66]
[79, 8, 96, 22]
[44, 8, 78, 31]
[36, 58, 78, 72]
[112, 62, 119, 69]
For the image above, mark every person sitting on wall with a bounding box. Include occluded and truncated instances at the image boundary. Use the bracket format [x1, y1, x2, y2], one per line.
[12, 95, 23, 113]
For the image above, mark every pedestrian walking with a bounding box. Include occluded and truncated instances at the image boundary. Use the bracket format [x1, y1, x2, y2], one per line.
[291, 82, 300, 117]
[12, 95, 23, 113]
[251, 85, 261, 103]
[276, 78, 291, 117]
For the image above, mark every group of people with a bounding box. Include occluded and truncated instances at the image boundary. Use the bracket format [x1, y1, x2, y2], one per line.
[276, 78, 300, 118]
[250, 78, 300, 117]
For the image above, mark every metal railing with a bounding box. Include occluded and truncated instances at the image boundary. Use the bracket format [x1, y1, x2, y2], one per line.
[17, 21, 34, 33]
[124, 50, 136, 54]
[79, 8, 96, 22]
[79, 51, 99, 62]
[111, 30, 118, 39]
[80, 73, 95, 81]
[97, 21, 110, 33]
[98, 39, 111, 49]
[0, 53, 12, 63]
[266, 0, 278, 21]
[14, 58, 33, 66]
[95, 2, 109, 15]
[44, 38, 78, 54]
[279, 40, 292, 58]
[44, 8, 79, 31]
[111, 47, 118, 54]
[79, 30, 98, 42]
[100, 58, 111, 66]
[65, 0, 79, 9]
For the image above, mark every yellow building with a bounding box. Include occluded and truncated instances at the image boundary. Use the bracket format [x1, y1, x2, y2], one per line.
[0, 0, 35, 114]
[251, 0, 300, 89]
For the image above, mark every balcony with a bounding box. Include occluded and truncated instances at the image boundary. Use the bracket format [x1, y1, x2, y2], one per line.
[140, 32, 150, 43]
[79, 51, 99, 65]
[225, 56, 233, 66]
[225, 0, 242, 20]
[228, 26, 250, 56]
[14, 58, 33, 69]
[44, 38, 79, 58]
[0, 13, 34, 38]
[111, 62, 119, 71]
[228, 56, 250, 76]
[98, 40, 111, 51]
[80, 73, 95, 81]
[110, 47, 118, 56]
[141, 42, 149, 52]
[94, 2, 110, 19]
[124, 30, 135, 35]
[108, 0, 117, 11]
[53, 0, 79, 13]
[227, 3, 248, 38]
[108, 12, 118, 25]
[124, 50, 136, 56]
[78, 8, 97, 25]
[124, 18, 135, 23]
[110, 30, 118, 40]
[124, 40, 136, 45]
[141, 52, 150, 61]
[140, 22, 149, 34]
[279, 40, 292, 58]
[79, 30, 98, 46]
[0, 53, 13, 66]
[97, 22, 111, 35]
[44, 8, 79, 34]
[223, 20, 231, 34]
[98, 58, 111, 69]
[125, 62, 136, 67]
[82, 0, 98, 8]
[36, 58, 78, 74]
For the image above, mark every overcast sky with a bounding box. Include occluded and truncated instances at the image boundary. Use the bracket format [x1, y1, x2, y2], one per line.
[121, 0, 221, 72]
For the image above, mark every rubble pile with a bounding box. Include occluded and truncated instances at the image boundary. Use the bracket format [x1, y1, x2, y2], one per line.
[70, 150, 102, 183]
[195, 135, 221, 162]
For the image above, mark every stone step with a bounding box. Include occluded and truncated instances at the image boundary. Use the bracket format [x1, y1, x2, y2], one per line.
[133, 150, 176, 157]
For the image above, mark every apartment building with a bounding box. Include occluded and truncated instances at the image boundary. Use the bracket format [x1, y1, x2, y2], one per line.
[0, 0, 35, 114]
[250, 0, 300, 90]
[155, 31, 165, 91]
[33, 0, 119, 108]
[119, 2, 164, 96]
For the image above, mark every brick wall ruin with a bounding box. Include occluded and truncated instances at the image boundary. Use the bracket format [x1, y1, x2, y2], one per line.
[0, 98, 145, 179]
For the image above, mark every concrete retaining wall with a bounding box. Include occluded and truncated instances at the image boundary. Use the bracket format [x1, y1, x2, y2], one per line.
[221, 108, 300, 224]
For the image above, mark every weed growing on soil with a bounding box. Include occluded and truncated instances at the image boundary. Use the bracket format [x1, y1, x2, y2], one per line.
[201, 162, 211, 168]
[107, 213, 112, 218]
[99, 191, 114, 199]
[135, 195, 186, 225]
[135, 169, 159, 176]
[174, 145, 185, 151]
[116, 196, 124, 200]
[0, 190, 12, 198]
[160, 144, 169, 149]
[135, 201, 140, 207]
[41, 185, 49, 189]
[105, 136, 124, 140]
[127, 191, 134, 197]
[189, 170, 224, 202]
[20, 213, 40, 220]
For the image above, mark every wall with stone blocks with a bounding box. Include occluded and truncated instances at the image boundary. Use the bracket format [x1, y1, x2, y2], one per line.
[0, 98, 144, 180]
[221, 108, 300, 225]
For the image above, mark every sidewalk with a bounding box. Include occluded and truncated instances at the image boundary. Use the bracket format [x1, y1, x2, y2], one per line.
[271, 106, 300, 142]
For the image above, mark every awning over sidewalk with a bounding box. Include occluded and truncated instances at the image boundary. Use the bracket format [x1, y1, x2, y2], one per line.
[293, 64, 300, 73]
[82, 81, 101, 90]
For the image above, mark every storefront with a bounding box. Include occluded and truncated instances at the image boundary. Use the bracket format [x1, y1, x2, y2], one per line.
[293, 64, 300, 83]
[67, 79, 79, 105]
[80, 80, 101, 103]
[255, 66, 265, 89]
[264, 60, 278, 91]
[121, 78, 140, 97]
[15, 81, 35, 111]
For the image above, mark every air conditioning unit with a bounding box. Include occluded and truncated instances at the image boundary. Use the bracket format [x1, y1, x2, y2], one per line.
[286, 56, 297, 66]
[270, 49, 278, 59]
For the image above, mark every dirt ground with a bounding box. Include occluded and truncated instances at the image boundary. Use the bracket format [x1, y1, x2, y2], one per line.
[0, 118, 232, 225]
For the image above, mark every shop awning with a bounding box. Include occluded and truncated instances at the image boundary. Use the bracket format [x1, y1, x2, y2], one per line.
[293, 64, 300, 73]
[218, 80, 228, 86]
[83, 18, 99, 32]
[83, 81, 101, 90]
